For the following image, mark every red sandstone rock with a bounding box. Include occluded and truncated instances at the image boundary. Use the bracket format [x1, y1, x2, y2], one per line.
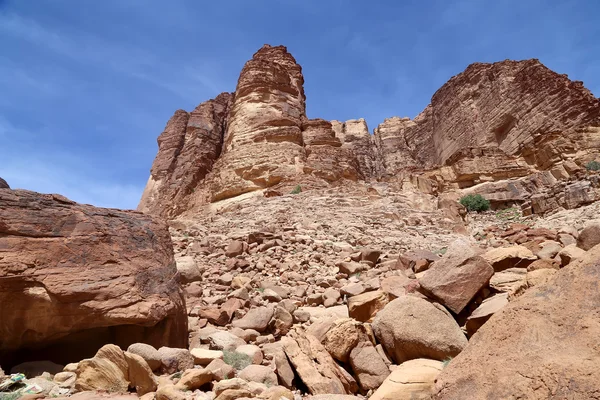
[0, 190, 187, 367]
[0, 177, 9, 189]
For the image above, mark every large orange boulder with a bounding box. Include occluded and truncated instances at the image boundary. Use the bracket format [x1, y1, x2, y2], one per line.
[0, 190, 187, 367]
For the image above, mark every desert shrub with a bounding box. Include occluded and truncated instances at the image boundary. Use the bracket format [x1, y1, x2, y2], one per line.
[586, 160, 600, 171]
[0, 393, 22, 400]
[442, 357, 453, 368]
[290, 185, 302, 194]
[223, 350, 252, 370]
[459, 194, 490, 212]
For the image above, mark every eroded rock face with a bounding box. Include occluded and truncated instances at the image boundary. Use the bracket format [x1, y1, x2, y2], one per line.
[207, 45, 307, 202]
[0, 177, 9, 189]
[138, 93, 233, 218]
[140, 45, 600, 218]
[375, 59, 600, 173]
[433, 245, 600, 399]
[0, 190, 187, 367]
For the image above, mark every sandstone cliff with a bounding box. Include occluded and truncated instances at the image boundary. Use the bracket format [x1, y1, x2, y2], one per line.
[0, 177, 9, 189]
[139, 46, 600, 218]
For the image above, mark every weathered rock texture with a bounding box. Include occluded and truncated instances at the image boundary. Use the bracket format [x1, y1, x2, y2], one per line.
[138, 93, 233, 218]
[433, 245, 600, 399]
[140, 45, 600, 218]
[0, 190, 187, 368]
[0, 177, 9, 189]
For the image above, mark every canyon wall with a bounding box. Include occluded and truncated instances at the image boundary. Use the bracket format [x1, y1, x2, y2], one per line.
[139, 46, 600, 218]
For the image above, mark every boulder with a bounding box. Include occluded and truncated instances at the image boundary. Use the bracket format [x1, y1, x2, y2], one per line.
[175, 368, 213, 391]
[481, 245, 537, 271]
[156, 384, 187, 400]
[157, 347, 194, 374]
[323, 318, 368, 363]
[226, 240, 246, 257]
[127, 343, 161, 371]
[238, 365, 278, 387]
[74, 357, 129, 393]
[370, 358, 443, 400]
[433, 245, 600, 399]
[124, 351, 158, 395]
[207, 330, 246, 351]
[348, 341, 390, 391]
[175, 256, 202, 283]
[558, 244, 587, 266]
[577, 223, 600, 251]
[232, 306, 274, 332]
[262, 342, 294, 389]
[419, 250, 493, 314]
[190, 348, 223, 365]
[488, 268, 527, 294]
[282, 329, 358, 395]
[372, 296, 467, 364]
[465, 293, 509, 336]
[0, 190, 187, 365]
[347, 290, 389, 322]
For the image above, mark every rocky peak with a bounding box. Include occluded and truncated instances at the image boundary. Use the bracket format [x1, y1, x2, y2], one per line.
[0, 177, 9, 189]
[139, 47, 600, 219]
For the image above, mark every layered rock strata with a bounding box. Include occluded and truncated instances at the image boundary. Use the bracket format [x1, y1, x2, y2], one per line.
[140, 46, 600, 218]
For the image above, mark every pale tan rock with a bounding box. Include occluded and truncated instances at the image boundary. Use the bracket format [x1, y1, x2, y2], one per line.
[323, 318, 368, 363]
[282, 329, 358, 395]
[190, 348, 223, 365]
[74, 357, 129, 393]
[558, 244, 587, 266]
[232, 306, 274, 332]
[481, 245, 537, 271]
[156, 384, 188, 400]
[127, 343, 162, 371]
[96, 344, 128, 380]
[175, 368, 213, 391]
[347, 290, 389, 322]
[489, 268, 528, 294]
[238, 365, 277, 387]
[370, 358, 443, 400]
[235, 344, 263, 365]
[465, 293, 509, 336]
[526, 268, 558, 287]
[372, 296, 467, 364]
[157, 347, 194, 374]
[124, 351, 158, 395]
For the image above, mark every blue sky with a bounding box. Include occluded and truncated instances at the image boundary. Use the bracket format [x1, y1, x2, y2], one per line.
[1, 0, 598, 209]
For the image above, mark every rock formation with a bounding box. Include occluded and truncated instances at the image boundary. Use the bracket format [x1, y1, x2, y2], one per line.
[0, 190, 187, 368]
[0, 177, 9, 189]
[140, 46, 600, 219]
[434, 244, 600, 399]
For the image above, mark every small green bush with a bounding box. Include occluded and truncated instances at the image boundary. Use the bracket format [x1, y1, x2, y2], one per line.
[459, 194, 490, 212]
[223, 350, 252, 370]
[442, 357, 453, 368]
[586, 160, 600, 171]
[0, 393, 22, 400]
[290, 185, 302, 195]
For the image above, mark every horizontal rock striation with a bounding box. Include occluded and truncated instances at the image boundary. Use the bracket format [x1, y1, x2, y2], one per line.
[140, 46, 600, 218]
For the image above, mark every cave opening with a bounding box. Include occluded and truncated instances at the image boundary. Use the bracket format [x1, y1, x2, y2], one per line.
[1, 323, 170, 372]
